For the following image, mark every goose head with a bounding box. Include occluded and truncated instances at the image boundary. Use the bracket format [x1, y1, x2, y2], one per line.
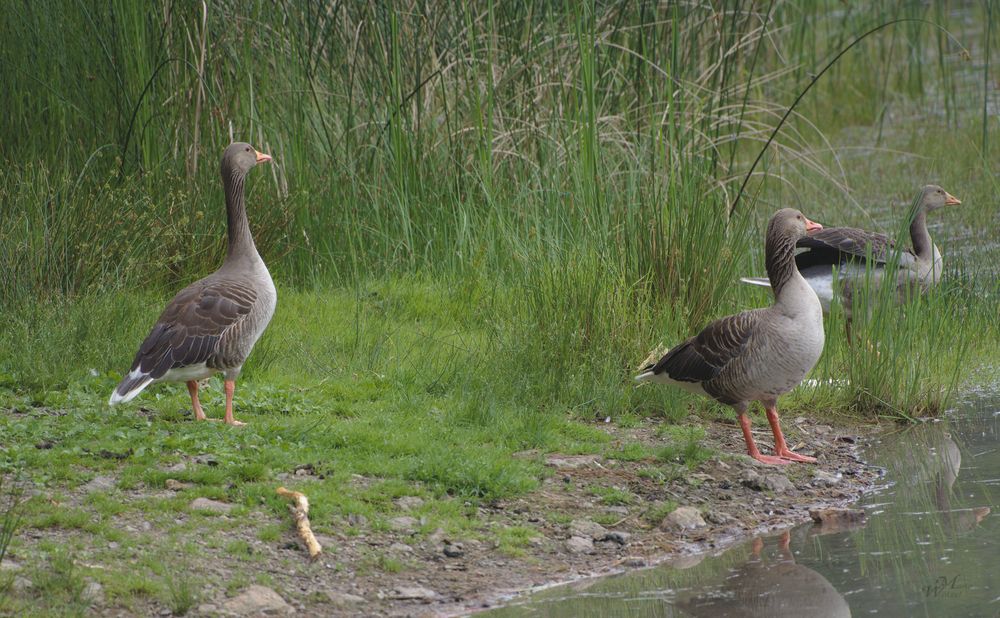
[768, 208, 823, 242]
[917, 184, 961, 212]
[222, 142, 272, 178]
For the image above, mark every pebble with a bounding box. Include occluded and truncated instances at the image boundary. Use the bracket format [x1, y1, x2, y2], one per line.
[165, 479, 193, 491]
[660, 506, 707, 531]
[189, 497, 233, 514]
[221, 585, 294, 615]
[394, 496, 425, 511]
[569, 519, 607, 540]
[741, 470, 794, 493]
[565, 535, 595, 554]
[82, 581, 103, 603]
[704, 510, 736, 525]
[390, 585, 437, 601]
[388, 516, 418, 532]
[326, 591, 365, 605]
[810, 507, 866, 527]
[81, 476, 116, 493]
[443, 542, 464, 558]
[811, 469, 842, 487]
[544, 454, 600, 469]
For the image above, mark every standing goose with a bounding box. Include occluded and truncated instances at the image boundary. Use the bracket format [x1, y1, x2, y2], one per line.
[741, 185, 961, 321]
[636, 209, 824, 465]
[109, 142, 277, 426]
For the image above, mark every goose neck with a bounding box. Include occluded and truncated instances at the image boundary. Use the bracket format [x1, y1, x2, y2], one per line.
[909, 207, 933, 261]
[765, 232, 798, 299]
[223, 168, 257, 261]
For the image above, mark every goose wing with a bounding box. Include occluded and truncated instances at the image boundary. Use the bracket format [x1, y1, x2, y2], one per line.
[795, 227, 915, 270]
[643, 311, 759, 384]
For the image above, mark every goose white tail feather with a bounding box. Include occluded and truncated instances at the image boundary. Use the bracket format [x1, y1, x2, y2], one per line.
[740, 276, 772, 288]
[108, 371, 153, 406]
[634, 370, 656, 383]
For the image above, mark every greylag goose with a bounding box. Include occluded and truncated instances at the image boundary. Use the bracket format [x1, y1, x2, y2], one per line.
[108, 142, 276, 426]
[741, 185, 961, 322]
[636, 209, 824, 465]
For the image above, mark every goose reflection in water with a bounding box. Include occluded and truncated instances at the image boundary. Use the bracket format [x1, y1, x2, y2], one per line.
[894, 425, 990, 533]
[675, 530, 850, 618]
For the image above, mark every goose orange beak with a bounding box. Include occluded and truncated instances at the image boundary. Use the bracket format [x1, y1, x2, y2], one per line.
[255, 150, 272, 164]
[944, 191, 961, 206]
[804, 217, 823, 233]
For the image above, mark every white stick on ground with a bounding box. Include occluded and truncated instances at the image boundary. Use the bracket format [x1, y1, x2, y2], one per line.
[276, 486, 322, 560]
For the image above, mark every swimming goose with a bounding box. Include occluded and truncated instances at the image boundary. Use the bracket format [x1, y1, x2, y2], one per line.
[109, 142, 277, 426]
[636, 209, 824, 465]
[741, 185, 961, 320]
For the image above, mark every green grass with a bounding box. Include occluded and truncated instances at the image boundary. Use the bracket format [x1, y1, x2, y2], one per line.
[1, 1, 1000, 609]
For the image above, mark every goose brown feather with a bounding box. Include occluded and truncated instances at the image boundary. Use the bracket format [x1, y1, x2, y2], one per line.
[637, 208, 824, 465]
[109, 142, 276, 426]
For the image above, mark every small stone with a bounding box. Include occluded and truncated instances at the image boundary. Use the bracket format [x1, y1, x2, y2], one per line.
[82, 581, 103, 603]
[741, 470, 794, 493]
[13, 576, 33, 592]
[565, 535, 594, 554]
[443, 542, 464, 558]
[189, 497, 233, 514]
[165, 479, 193, 491]
[600, 531, 631, 545]
[569, 519, 607, 540]
[544, 454, 600, 469]
[108, 541, 119, 550]
[326, 591, 365, 606]
[620, 557, 646, 568]
[660, 506, 706, 531]
[164, 462, 187, 473]
[222, 585, 293, 615]
[388, 516, 418, 532]
[389, 542, 413, 553]
[811, 469, 842, 487]
[82, 475, 116, 493]
[390, 585, 437, 601]
[810, 508, 866, 526]
[603, 506, 629, 516]
[394, 496, 424, 511]
[704, 510, 736, 525]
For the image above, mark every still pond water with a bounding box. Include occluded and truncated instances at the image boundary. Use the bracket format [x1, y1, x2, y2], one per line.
[488, 391, 999, 617]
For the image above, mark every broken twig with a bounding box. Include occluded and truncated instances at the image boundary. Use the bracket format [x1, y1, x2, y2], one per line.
[276, 486, 322, 560]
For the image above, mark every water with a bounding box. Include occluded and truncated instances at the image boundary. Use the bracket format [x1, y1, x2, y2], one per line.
[487, 392, 999, 617]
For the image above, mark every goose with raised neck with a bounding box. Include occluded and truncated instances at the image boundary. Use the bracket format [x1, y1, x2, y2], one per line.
[741, 185, 961, 323]
[637, 209, 825, 465]
[109, 142, 277, 426]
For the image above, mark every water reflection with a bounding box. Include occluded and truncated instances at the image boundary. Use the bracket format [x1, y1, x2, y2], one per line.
[675, 531, 850, 618]
[488, 394, 999, 617]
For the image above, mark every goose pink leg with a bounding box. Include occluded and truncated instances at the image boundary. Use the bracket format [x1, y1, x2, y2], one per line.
[739, 413, 789, 465]
[765, 405, 816, 463]
[223, 379, 244, 426]
[187, 380, 207, 421]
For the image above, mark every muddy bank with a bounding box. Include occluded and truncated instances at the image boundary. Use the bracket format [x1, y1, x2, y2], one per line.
[301, 415, 881, 617]
[1, 415, 882, 617]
